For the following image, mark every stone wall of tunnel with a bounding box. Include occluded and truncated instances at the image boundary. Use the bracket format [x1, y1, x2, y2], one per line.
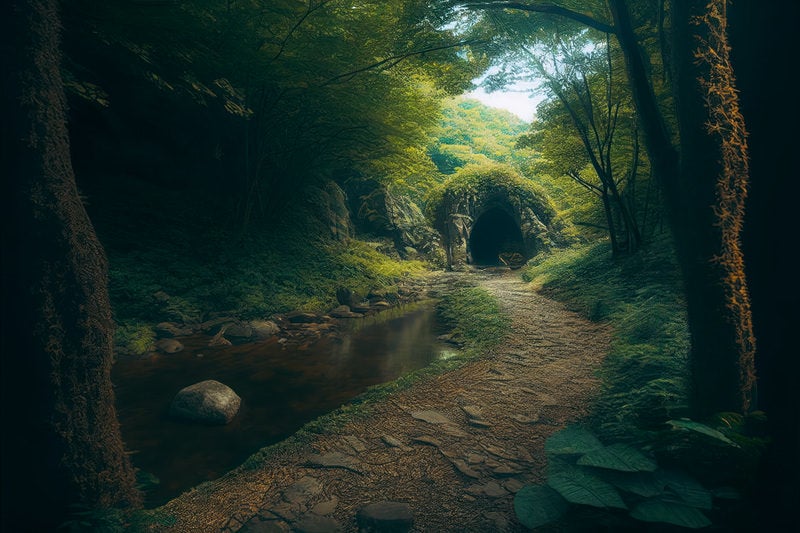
[437, 196, 556, 269]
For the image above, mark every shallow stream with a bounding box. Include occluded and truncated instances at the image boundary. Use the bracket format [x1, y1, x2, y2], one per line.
[112, 303, 454, 506]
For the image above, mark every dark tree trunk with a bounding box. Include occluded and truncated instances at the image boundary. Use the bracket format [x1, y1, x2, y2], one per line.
[609, 0, 756, 416]
[729, 1, 800, 529]
[1, 0, 141, 529]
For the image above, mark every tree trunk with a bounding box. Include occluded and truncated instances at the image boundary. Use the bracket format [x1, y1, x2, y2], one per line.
[609, 0, 756, 416]
[1, 0, 141, 529]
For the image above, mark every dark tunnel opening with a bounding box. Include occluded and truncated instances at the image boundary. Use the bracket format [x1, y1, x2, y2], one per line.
[468, 207, 525, 265]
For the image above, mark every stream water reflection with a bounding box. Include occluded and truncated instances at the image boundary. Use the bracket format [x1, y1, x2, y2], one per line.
[112, 304, 451, 506]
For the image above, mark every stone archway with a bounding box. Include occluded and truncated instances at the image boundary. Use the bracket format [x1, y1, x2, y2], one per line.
[428, 164, 568, 269]
[468, 206, 526, 265]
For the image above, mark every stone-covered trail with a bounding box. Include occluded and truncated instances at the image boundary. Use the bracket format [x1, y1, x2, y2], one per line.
[158, 270, 611, 532]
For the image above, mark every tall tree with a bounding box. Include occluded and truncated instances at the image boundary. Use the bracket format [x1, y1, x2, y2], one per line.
[519, 29, 644, 255]
[459, 0, 756, 416]
[1, 0, 141, 529]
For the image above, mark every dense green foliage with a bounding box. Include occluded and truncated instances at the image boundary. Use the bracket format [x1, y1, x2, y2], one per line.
[63, 0, 485, 221]
[429, 97, 529, 174]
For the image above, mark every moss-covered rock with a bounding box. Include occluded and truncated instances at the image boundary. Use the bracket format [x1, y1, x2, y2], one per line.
[345, 177, 443, 262]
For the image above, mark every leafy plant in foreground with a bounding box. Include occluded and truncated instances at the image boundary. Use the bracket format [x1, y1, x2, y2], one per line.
[514, 424, 753, 530]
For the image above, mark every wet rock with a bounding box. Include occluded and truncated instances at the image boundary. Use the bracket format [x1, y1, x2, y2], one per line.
[492, 463, 523, 476]
[155, 338, 184, 354]
[380, 435, 408, 450]
[503, 479, 525, 493]
[208, 334, 232, 347]
[439, 424, 468, 438]
[482, 482, 508, 498]
[329, 305, 362, 319]
[225, 323, 255, 339]
[336, 287, 356, 307]
[483, 444, 516, 460]
[351, 303, 372, 314]
[200, 317, 236, 332]
[510, 414, 539, 424]
[251, 320, 280, 339]
[356, 501, 413, 533]
[293, 514, 341, 533]
[370, 300, 391, 309]
[169, 380, 241, 424]
[411, 435, 442, 448]
[287, 312, 320, 324]
[465, 453, 485, 465]
[155, 322, 193, 337]
[516, 446, 534, 462]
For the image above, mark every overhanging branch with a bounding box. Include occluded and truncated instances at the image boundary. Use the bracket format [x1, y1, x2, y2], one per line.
[321, 39, 484, 86]
[463, 2, 615, 34]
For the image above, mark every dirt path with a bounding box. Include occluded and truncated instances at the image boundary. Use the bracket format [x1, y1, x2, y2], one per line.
[157, 270, 611, 532]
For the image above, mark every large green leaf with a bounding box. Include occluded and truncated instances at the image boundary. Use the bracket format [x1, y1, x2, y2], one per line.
[548, 466, 627, 509]
[657, 470, 712, 510]
[577, 443, 658, 472]
[545, 426, 603, 456]
[602, 471, 664, 498]
[630, 500, 711, 529]
[667, 419, 738, 447]
[513, 484, 569, 529]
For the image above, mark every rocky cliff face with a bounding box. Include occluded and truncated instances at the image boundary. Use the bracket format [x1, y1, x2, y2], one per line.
[344, 177, 443, 263]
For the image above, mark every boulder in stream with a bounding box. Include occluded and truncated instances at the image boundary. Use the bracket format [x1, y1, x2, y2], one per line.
[169, 379, 241, 424]
[250, 320, 280, 339]
[155, 338, 184, 354]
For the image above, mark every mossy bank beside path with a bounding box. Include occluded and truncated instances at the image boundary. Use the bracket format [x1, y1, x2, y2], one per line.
[152, 270, 611, 533]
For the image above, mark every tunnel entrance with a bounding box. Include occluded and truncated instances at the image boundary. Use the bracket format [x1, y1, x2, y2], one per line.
[468, 207, 525, 265]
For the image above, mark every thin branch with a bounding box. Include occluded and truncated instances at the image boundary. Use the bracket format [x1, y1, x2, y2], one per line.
[321, 39, 483, 86]
[272, 0, 336, 61]
[567, 170, 602, 195]
[463, 2, 615, 34]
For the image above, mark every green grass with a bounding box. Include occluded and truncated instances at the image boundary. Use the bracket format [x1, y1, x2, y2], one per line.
[436, 286, 509, 352]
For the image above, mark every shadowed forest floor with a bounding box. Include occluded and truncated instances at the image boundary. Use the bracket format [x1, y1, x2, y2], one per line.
[155, 270, 611, 532]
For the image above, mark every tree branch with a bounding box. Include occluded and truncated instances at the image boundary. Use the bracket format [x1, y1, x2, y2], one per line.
[463, 2, 615, 34]
[321, 39, 483, 86]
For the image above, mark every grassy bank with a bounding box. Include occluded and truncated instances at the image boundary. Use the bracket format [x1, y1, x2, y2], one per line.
[109, 228, 427, 354]
[516, 237, 767, 531]
[522, 237, 690, 440]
